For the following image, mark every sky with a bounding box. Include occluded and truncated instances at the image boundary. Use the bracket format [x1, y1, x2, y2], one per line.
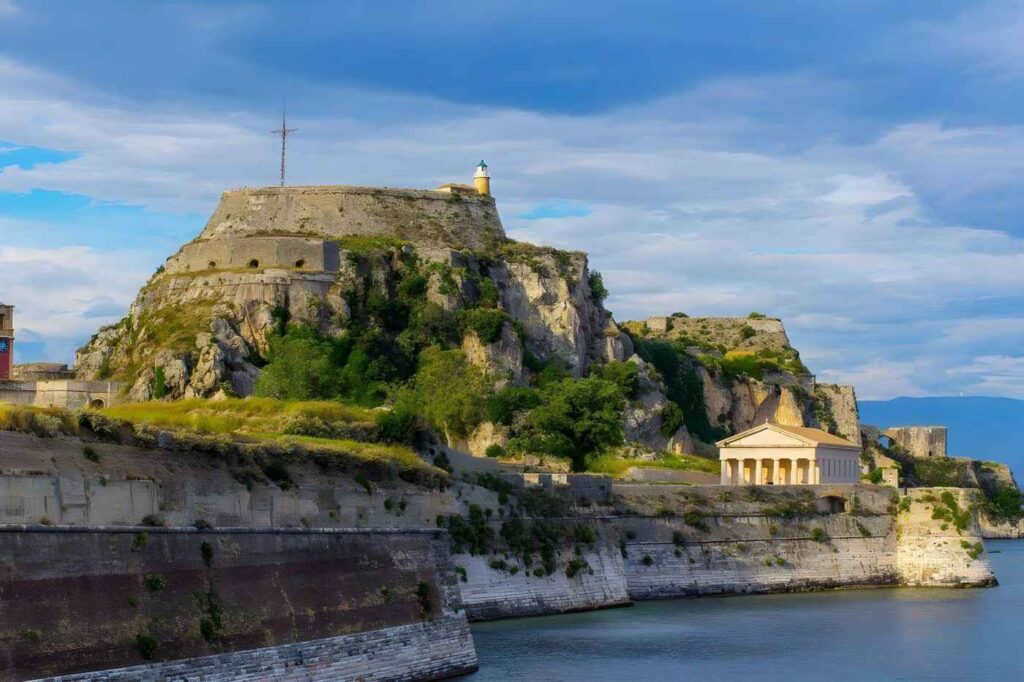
[1, 1, 1024, 400]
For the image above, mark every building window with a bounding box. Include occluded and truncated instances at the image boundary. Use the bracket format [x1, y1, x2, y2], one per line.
[208, 261, 217, 269]
[295, 259, 305, 268]
[248, 259, 260, 269]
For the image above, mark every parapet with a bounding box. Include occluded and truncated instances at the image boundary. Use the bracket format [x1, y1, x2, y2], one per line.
[198, 185, 505, 252]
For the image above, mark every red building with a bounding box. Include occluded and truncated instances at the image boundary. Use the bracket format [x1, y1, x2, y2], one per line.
[0, 303, 13, 380]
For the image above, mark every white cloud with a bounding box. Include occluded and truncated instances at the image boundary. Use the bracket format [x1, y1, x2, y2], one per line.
[0, 245, 148, 361]
[0, 1, 19, 19]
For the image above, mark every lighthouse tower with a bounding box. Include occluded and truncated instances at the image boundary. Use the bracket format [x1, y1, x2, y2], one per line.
[473, 160, 491, 196]
[0, 303, 13, 380]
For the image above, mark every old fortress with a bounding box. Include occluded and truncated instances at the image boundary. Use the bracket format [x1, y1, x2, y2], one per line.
[0, 159, 1004, 682]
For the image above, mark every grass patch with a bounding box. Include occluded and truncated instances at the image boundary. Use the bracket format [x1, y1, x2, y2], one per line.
[587, 451, 719, 478]
[101, 398, 377, 435]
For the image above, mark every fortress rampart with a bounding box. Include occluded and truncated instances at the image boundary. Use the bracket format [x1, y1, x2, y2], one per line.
[198, 185, 505, 252]
[164, 236, 341, 274]
[0, 527, 476, 681]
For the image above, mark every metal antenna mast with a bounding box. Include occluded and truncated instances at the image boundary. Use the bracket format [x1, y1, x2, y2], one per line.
[271, 106, 297, 186]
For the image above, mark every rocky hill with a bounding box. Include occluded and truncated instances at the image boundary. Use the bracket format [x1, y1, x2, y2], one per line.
[75, 182, 857, 469]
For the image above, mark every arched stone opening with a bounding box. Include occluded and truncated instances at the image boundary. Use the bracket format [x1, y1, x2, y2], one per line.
[208, 261, 217, 269]
[818, 494, 848, 514]
[295, 259, 305, 268]
[89, 399, 105, 409]
[248, 259, 260, 269]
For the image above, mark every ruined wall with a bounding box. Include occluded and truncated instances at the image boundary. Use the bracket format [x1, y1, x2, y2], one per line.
[895, 487, 997, 586]
[0, 527, 477, 681]
[884, 426, 947, 458]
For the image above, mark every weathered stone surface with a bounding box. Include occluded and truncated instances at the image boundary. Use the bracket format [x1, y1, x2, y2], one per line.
[461, 322, 524, 388]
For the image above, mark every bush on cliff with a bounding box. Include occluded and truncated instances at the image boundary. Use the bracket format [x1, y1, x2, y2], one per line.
[254, 326, 347, 401]
[983, 484, 1024, 522]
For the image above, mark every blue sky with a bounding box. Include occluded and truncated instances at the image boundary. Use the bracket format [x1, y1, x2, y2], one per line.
[1, 1, 1024, 399]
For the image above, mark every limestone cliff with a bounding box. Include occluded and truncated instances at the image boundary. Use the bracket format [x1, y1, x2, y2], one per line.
[621, 315, 861, 453]
[75, 185, 616, 400]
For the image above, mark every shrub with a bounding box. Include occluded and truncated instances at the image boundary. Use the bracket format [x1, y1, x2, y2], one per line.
[739, 324, 756, 341]
[659, 402, 684, 437]
[415, 581, 432, 619]
[642, 554, 653, 566]
[375, 406, 418, 444]
[810, 527, 828, 543]
[135, 633, 158, 660]
[200, 540, 214, 567]
[82, 445, 101, 463]
[485, 443, 507, 458]
[683, 512, 707, 530]
[748, 312, 767, 319]
[671, 530, 685, 546]
[565, 557, 589, 578]
[22, 628, 42, 643]
[455, 566, 468, 582]
[145, 574, 166, 592]
[353, 472, 373, 494]
[460, 308, 507, 344]
[131, 532, 150, 551]
[588, 271, 609, 302]
[594, 361, 640, 399]
[152, 366, 168, 399]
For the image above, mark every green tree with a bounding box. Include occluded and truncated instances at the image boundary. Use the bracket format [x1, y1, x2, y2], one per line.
[512, 376, 625, 471]
[486, 386, 542, 426]
[411, 347, 491, 444]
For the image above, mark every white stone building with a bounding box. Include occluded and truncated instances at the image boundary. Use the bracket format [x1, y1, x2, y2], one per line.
[717, 422, 861, 485]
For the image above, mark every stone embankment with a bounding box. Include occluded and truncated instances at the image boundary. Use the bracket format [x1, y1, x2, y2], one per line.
[0, 527, 476, 681]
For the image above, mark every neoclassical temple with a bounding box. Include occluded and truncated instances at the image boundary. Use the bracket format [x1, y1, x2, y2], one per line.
[717, 422, 861, 485]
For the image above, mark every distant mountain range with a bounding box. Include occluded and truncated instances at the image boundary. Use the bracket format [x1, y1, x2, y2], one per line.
[858, 396, 1024, 478]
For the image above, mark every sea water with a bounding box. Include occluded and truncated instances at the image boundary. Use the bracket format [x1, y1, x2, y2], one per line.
[465, 540, 1024, 681]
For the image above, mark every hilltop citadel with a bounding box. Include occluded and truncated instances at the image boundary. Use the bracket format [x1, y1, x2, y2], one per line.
[0, 163, 1018, 681]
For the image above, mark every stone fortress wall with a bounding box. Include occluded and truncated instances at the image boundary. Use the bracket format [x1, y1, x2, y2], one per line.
[884, 425, 947, 458]
[0, 527, 476, 681]
[164, 236, 341, 274]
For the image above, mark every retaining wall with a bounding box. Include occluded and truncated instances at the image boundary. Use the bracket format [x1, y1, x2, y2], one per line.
[0, 527, 477, 681]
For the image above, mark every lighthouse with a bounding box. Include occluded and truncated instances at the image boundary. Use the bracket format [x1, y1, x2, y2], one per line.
[473, 160, 491, 196]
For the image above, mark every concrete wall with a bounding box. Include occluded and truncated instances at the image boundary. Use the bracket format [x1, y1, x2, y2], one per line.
[0, 527, 477, 681]
[164, 236, 341, 274]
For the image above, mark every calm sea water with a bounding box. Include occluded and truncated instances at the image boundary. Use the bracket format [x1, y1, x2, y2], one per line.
[465, 540, 1024, 681]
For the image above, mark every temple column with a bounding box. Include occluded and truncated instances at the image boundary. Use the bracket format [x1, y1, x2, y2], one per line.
[811, 459, 819, 484]
[772, 457, 781, 485]
[754, 459, 763, 486]
[720, 460, 728, 485]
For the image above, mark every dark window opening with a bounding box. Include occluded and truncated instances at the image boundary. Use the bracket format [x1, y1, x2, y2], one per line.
[295, 259, 305, 268]
[248, 259, 260, 269]
[208, 261, 216, 269]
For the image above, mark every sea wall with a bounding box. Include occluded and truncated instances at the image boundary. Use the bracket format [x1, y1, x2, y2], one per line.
[610, 484, 994, 599]
[454, 520, 630, 620]
[0, 527, 477, 681]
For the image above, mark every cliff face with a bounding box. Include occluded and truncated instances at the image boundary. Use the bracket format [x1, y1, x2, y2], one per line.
[75, 185, 616, 400]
